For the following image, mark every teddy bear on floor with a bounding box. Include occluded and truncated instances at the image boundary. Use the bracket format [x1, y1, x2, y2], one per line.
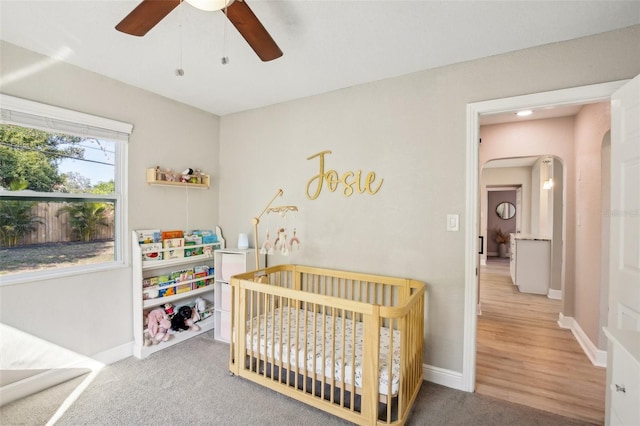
[146, 308, 172, 344]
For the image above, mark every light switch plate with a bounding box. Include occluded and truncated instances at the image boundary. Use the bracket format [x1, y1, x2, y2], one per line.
[447, 214, 459, 231]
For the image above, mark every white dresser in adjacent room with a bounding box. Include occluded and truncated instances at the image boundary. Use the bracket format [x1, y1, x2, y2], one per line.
[509, 235, 551, 295]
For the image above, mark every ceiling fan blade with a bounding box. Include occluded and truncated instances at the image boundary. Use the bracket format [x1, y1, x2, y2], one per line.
[116, 0, 181, 37]
[225, 0, 283, 62]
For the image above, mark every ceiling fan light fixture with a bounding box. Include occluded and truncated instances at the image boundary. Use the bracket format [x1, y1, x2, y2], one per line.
[115, 0, 281, 61]
[185, 0, 234, 12]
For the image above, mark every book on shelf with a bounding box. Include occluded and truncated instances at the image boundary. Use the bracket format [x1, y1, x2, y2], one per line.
[158, 285, 176, 298]
[162, 230, 183, 241]
[141, 243, 163, 261]
[137, 229, 161, 244]
[191, 229, 217, 241]
[194, 265, 212, 288]
[163, 238, 185, 259]
[173, 268, 194, 293]
[184, 234, 203, 257]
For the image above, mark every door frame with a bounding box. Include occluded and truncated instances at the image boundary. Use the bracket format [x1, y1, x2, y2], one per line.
[462, 80, 628, 392]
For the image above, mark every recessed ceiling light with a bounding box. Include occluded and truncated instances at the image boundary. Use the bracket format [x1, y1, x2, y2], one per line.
[516, 110, 533, 117]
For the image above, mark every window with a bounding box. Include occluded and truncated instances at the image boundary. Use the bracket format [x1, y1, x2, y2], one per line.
[0, 94, 132, 283]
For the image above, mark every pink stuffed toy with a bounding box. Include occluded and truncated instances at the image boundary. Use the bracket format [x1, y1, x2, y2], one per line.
[147, 308, 171, 343]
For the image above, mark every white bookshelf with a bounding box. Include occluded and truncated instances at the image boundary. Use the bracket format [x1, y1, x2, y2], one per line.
[131, 227, 225, 358]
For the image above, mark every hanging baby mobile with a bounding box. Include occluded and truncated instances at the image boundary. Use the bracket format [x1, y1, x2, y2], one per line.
[252, 189, 301, 268]
[261, 206, 300, 256]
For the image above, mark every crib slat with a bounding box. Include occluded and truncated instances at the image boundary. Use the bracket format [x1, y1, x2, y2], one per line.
[296, 301, 303, 391]
[320, 304, 327, 401]
[276, 295, 283, 383]
[259, 291, 266, 377]
[385, 317, 394, 422]
[284, 297, 291, 387]
[331, 307, 337, 405]
[349, 309, 356, 411]
[361, 305, 380, 424]
[339, 307, 346, 409]
[309, 303, 315, 398]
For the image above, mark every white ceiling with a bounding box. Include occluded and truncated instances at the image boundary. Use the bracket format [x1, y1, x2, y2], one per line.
[1, 1, 639, 117]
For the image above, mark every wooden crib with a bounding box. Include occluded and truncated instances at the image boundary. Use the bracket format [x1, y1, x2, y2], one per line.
[229, 265, 425, 426]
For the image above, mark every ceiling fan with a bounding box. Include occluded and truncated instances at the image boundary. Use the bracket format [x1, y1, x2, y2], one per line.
[115, 0, 283, 62]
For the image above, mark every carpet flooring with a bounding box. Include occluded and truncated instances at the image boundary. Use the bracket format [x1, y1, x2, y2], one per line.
[1, 331, 596, 425]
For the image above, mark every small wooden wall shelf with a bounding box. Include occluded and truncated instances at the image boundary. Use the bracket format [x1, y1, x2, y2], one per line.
[146, 168, 210, 189]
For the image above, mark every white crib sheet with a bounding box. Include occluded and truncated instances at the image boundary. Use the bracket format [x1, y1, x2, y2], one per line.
[245, 306, 401, 396]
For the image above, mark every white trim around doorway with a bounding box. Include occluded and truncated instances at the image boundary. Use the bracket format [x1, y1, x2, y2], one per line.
[462, 80, 627, 392]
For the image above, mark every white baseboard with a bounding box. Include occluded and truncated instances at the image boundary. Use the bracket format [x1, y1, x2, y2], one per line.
[557, 313, 607, 367]
[0, 341, 133, 407]
[547, 289, 562, 300]
[557, 312, 573, 328]
[92, 341, 133, 365]
[423, 364, 465, 391]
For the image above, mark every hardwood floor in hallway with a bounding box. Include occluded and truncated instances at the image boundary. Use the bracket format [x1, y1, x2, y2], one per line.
[476, 259, 606, 425]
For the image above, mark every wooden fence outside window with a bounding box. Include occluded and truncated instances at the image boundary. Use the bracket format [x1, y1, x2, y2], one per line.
[16, 202, 114, 246]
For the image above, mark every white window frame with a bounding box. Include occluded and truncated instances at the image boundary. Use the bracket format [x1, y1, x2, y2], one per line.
[0, 94, 132, 285]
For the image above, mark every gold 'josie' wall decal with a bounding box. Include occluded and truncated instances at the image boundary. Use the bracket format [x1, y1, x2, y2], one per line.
[306, 150, 384, 200]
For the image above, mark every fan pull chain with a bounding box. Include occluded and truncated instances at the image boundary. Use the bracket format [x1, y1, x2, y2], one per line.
[176, 0, 185, 76]
[221, 5, 229, 65]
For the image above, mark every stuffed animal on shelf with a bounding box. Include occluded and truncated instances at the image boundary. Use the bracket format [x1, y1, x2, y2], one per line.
[147, 308, 171, 343]
[185, 305, 200, 331]
[164, 168, 177, 182]
[170, 305, 201, 332]
[191, 301, 201, 323]
[194, 297, 212, 320]
[143, 329, 156, 346]
[164, 303, 175, 317]
[180, 168, 194, 183]
[194, 297, 206, 315]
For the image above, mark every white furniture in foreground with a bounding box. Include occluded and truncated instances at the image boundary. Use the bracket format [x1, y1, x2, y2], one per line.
[603, 328, 640, 425]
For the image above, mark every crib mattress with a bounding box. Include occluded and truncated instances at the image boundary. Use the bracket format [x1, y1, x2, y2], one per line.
[246, 306, 401, 396]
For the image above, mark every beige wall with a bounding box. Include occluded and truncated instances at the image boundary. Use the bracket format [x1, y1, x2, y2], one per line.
[552, 158, 564, 294]
[574, 102, 611, 349]
[0, 25, 638, 376]
[220, 26, 640, 371]
[0, 41, 220, 357]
